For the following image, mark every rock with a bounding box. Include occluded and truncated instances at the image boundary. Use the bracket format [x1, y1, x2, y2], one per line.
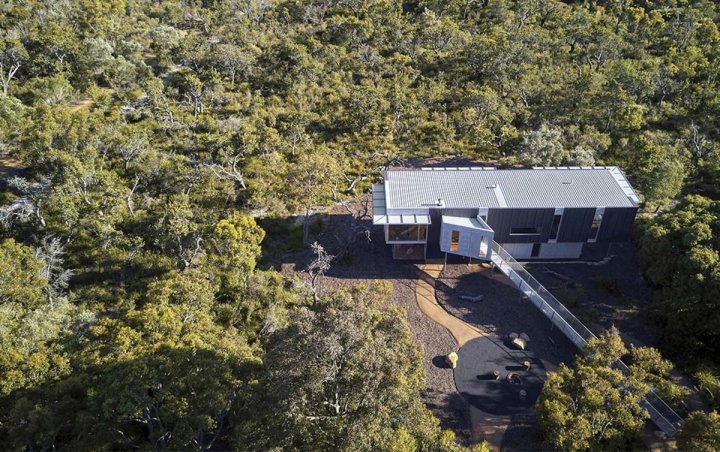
[445, 352, 458, 369]
[511, 337, 527, 350]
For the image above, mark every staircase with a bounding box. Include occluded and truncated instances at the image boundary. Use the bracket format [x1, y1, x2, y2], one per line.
[489, 241, 684, 437]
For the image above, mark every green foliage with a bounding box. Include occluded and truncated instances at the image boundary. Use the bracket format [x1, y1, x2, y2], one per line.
[0, 239, 48, 307]
[517, 123, 565, 167]
[243, 282, 460, 451]
[6, 0, 720, 447]
[637, 195, 720, 360]
[591, 276, 622, 296]
[626, 345, 688, 408]
[676, 411, 720, 452]
[695, 367, 720, 410]
[536, 329, 649, 451]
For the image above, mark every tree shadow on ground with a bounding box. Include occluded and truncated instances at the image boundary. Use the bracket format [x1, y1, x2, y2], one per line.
[258, 210, 419, 282]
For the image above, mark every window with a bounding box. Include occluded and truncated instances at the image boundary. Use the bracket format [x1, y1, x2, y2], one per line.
[510, 227, 540, 235]
[531, 243, 541, 257]
[588, 208, 605, 242]
[549, 214, 562, 240]
[450, 230, 460, 251]
[479, 236, 489, 257]
[388, 225, 427, 242]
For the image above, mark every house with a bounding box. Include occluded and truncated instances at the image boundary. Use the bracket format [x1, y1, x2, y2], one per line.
[372, 166, 639, 261]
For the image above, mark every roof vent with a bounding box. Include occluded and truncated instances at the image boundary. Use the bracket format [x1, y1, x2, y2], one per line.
[436, 198, 445, 207]
[562, 180, 574, 185]
[486, 184, 497, 189]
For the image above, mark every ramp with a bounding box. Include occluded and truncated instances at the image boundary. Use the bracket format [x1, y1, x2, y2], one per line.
[489, 242, 683, 437]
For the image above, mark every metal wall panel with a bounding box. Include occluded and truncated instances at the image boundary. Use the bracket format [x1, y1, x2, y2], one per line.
[500, 243, 533, 259]
[597, 207, 637, 242]
[428, 208, 478, 242]
[428, 209, 443, 245]
[557, 208, 595, 242]
[539, 242, 584, 259]
[487, 208, 555, 243]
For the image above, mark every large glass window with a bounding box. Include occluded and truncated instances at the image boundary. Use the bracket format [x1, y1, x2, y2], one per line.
[549, 214, 562, 240]
[388, 225, 427, 242]
[450, 230, 460, 251]
[510, 227, 540, 235]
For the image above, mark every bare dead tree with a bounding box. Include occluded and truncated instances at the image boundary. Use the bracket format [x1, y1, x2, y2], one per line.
[204, 153, 246, 189]
[307, 242, 333, 304]
[35, 236, 74, 306]
[126, 176, 140, 217]
[687, 120, 710, 167]
[0, 176, 51, 228]
[177, 235, 204, 269]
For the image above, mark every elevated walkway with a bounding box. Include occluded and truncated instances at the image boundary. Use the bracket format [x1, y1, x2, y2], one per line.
[489, 242, 683, 437]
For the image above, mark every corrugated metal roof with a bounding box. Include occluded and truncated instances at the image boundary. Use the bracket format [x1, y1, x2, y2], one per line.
[384, 167, 638, 209]
[372, 183, 431, 224]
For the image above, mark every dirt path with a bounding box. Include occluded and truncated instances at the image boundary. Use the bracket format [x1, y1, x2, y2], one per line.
[416, 264, 485, 348]
[69, 96, 95, 112]
[416, 264, 508, 450]
[0, 153, 21, 178]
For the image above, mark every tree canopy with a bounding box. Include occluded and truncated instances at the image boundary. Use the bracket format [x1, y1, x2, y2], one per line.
[2, 0, 720, 448]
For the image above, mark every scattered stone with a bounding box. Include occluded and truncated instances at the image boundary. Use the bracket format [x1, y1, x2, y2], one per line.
[460, 294, 484, 302]
[445, 352, 458, 369]
[511, 337, 527, 350]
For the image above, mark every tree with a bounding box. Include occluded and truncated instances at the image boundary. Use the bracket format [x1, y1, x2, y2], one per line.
[149, 24, 182, 69]
[632, 131, 686, 209]
[0, 240, 73, 400]
[208, 211, 265, 296]
[517, 123, 565, 166]
[627, 345, 687, 408]
[0, 239, 47, 307]
[677, 411, 720, 452]
[566, 145, 596, 166]
[637, 195, 720, 358]
[306, 241, 333, 304]
[0, 37, 26, 96]
[242, 282, 460, 451]
[536, 329, 649, 451]
[285, 148, 342, 245]
[214, 43, 252, 86]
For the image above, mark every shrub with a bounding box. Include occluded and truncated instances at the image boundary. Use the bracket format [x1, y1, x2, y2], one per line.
[592, 275, 622, 295]
[696, 367, 720, 410]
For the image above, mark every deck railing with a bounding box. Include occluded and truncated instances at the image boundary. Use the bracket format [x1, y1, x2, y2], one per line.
[490, 241, 684, 437]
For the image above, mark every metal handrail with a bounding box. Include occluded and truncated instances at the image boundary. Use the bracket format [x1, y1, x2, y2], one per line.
[490, 241, 683, 437]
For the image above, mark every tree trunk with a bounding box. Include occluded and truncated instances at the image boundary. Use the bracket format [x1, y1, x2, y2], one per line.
[303, 208, 311, 245]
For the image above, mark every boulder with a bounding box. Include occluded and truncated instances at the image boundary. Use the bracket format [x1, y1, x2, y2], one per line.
[511, 337, 527, 350]
[445, 352, 458, 369]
